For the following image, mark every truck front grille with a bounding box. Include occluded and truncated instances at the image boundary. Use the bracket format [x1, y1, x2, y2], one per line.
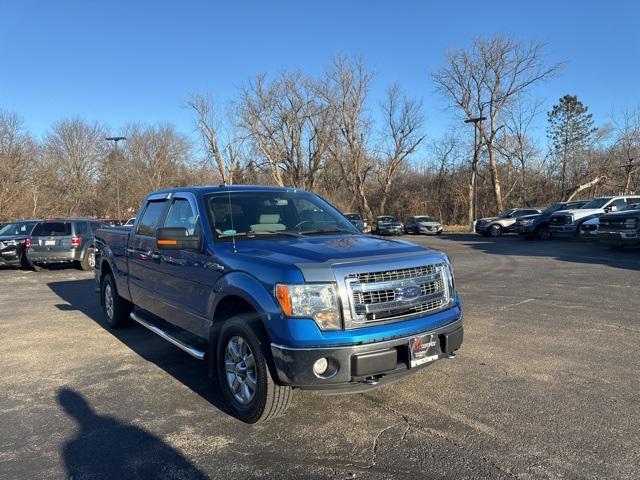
[551, 215, 572, 225]
[345, 264, 450, 327]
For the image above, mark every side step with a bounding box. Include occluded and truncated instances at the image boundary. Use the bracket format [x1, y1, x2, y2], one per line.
[130, 311, 206, 360]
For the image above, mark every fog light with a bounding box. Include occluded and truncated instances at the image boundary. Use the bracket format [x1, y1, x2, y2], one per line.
[313, 357, 328, 376]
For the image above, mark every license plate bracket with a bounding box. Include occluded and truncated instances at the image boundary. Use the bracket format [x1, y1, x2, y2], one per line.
[409, 333, 439, 368]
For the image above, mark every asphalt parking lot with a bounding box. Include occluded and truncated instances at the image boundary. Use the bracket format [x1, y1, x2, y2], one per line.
[0, 234, 639, 480]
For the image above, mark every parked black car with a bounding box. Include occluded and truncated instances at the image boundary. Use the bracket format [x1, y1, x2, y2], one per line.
[28, 218, 106, 270]
[374, 215, 403, 235]
[596, 203, 640, 248]
[0, 220, 39, 268]
[515, 201, 587, 240]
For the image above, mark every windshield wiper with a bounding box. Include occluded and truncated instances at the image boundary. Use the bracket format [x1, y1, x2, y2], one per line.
[218, 230, 303, 239]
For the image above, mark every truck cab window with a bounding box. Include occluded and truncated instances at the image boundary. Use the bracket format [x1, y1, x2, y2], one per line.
[136, 200, 168, 237]
[164, 199, 198, 235]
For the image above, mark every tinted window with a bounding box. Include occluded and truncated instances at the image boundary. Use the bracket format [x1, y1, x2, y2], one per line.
[0, 222, 35, 236]
[75, 221, 88, 235]
[32, 222, 72, 236]
[90, 222, 105, 233]
[611, 199, 627, 210]
[582, 198, 610, 209]
[345, 213, 362, 220]
[137, 201, 168, 237]
[164, 199, 198, 235]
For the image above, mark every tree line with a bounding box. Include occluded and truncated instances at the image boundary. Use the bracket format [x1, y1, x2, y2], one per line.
[1, 36, 638, 225]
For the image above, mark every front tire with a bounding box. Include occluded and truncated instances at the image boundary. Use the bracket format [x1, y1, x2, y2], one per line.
[489, 224, 503, 237]
[101, 273, 132, 328]
[216, 317, 293, 424]
[536, 225, 551, 241]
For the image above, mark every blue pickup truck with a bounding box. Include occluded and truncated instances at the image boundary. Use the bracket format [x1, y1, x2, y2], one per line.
[94, 186, 463, 423]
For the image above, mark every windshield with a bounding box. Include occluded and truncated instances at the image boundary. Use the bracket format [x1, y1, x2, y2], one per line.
[377, 216, 398, 223]
[0, 222, 35, 236]
[205, 190, 359, 240]
[541, 203, 563, 214]
[345, 213, 362, 221]
[498, 209, 516, 218]
[581, 198, 610, 209]
[415, 216, 436, 222]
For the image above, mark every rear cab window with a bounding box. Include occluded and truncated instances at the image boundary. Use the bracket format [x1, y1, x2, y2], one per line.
[31, 222, 72, 237]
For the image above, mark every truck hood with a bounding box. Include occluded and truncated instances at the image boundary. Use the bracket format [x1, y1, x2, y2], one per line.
[232, 234, 427, 264]
[553, 208, 602, 219]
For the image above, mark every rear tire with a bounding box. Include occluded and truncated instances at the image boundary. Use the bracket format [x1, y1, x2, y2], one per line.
[80, 247, 95, 271]
[216, 316, 293, 424]
[101, 273, 132, 328]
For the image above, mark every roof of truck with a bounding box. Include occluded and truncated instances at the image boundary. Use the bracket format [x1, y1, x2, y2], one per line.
[152, 185, 305, 195]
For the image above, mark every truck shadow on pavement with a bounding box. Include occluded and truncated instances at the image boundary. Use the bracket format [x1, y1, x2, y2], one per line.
[58, 387, 208, 479]
[48, 278, 234, 418]
[439, 233, 640, 271]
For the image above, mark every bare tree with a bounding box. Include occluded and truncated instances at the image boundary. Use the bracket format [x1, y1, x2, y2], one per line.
[0, 112, 37, 220]
[239, 71, 332, 189]
[43, 118, 107, 216]
[611, 108, 640, 194]
[376, 85, 426, 214]
[433, 36, 561, 212]
[319, 55, 375, 221]
[186, 93, 243, 185]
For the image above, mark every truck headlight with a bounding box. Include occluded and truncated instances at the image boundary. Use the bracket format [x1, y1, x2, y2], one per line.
[275, 284, 341, 330]
[625, 218, 638, 229]
[441, 255, 456, 301]
[521, 219, 535, 225]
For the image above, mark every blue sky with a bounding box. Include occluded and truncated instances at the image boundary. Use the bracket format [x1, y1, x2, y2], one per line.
[1, 0, 638, 146]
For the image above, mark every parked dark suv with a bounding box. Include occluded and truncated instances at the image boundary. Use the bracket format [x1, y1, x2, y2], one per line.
[28, 219, 106, 270]
[515, 200, 587, 240]
[0, 220, 39, 268]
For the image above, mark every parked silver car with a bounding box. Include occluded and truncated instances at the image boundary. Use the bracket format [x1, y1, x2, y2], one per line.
[475, 208, 541, 237]
[28, 218, 106, 270]
[404, 216, 443, 235]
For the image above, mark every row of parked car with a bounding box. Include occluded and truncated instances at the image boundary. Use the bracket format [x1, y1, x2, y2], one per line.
[0, 218, 109, 270]
[475, 195, 640, 248]
[344, 213, 443, 236]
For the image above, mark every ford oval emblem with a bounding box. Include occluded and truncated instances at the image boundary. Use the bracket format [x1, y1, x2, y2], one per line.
[400, 285, 421, 299]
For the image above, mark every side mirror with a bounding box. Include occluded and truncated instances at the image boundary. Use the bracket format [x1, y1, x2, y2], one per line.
[156, 227, 201, 251]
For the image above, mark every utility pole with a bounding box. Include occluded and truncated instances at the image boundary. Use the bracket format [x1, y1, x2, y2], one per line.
[105, 136, 126, 219]
[464, 116, 486, 231]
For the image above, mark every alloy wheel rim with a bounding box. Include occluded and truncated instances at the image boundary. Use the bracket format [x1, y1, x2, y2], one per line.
[104, 284, 114, 319]
[88, 251, 95, 268]
[225, 335, 257, 405]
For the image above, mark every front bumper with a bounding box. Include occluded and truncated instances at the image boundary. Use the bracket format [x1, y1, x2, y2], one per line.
[270, 316, 463, 392]
[418, 226, 443, 234]
[377, 227, 403, 235]
[0, 247, 22, 266]
[597, 230, 640, 246]
[550, 224, 577, 236]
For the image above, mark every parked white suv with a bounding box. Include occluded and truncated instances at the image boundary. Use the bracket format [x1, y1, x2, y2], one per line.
[550, 196, 640, 237]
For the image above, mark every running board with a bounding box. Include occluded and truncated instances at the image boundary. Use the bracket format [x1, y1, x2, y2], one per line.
[129, 312, 206, 360]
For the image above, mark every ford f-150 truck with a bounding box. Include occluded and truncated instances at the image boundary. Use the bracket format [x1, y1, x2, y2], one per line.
[94, 186, 462, 423]
[549, 196, 640, 237]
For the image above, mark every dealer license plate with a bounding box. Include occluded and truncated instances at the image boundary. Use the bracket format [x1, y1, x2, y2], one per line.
[409, 333, 439, 367]
[45, 240, 56, 246]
